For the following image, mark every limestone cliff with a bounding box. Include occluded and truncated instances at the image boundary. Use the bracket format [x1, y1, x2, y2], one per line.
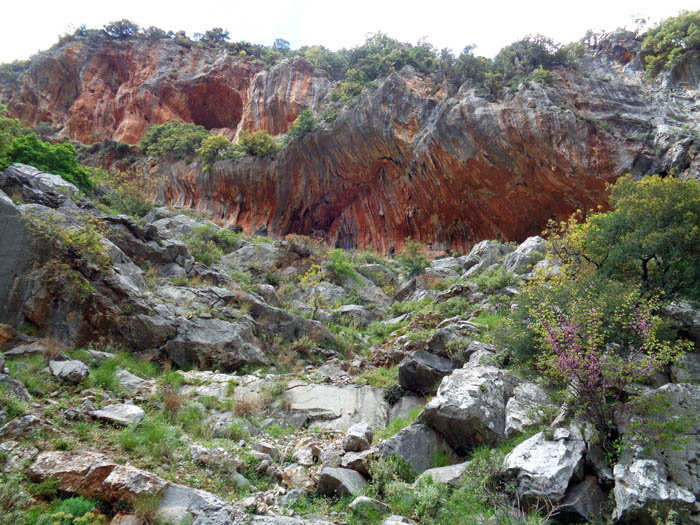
[2, 31, 699, 252]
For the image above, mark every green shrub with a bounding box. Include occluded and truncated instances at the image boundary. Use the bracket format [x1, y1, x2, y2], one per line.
[237, 129, 278, 157]
[368, 455, 416, 496]
[326, 249, 359, 284]
[397, 239, 429, 277]
[140, 120, 210, 160]
[56, 497, 96, 518]
[472, 265, 517, 292]
[551, 174, 700, 300]
[282, 110, 316, 144]
[2, 133, 93, 192]
[196, 134, 240, 171]
[184, 224, 241, 266]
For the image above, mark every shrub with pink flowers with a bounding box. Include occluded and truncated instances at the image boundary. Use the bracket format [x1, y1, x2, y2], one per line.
[531, 285, 690, 451]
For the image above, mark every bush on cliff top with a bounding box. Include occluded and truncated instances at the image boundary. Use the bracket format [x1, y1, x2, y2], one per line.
[642, 10, 700, 76]
[140, 120, 209, 160]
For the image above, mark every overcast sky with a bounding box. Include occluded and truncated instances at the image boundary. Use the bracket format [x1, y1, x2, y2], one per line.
[1, 1, 697, 64]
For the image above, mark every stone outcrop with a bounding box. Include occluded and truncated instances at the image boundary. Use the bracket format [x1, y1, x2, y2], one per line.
[3, 34, 327, 144]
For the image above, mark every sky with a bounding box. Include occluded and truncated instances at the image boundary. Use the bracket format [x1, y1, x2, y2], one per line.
[1, 0, 698, 64]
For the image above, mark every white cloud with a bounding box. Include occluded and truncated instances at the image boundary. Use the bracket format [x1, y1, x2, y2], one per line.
[1, 0, 697, 64]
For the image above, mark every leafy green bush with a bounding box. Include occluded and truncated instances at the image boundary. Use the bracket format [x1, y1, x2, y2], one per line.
[326, 248, 359, 283]
[196, 134, 240, 171]
[56, 497, 97, 518]
[283, 110, 316, 144]
[397, 239, 429, 277]
[184, 224, 240, 266]
[2, 133, 93, 192]
[237, 129, 278, 157]
[472, 265, 518, 292]
[140, 120, 210, 160]
[549, 175, 700, 300]
[368, 454, 416, 496]
[642, 11, 700, 76]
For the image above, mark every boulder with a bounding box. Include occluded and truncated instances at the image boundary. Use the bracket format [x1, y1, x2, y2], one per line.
[156, 482, 236, 525]
[343, 422, 374, 452]
[388, 396, 426, 424]
[613, 383, 700, 523]
[417, 462, 470, 488]
[253, 441, 280, 461]
[381, 516, 417, 525]
[0, 163, 78, 207]
[560, 476, 607, 523]
[0, 373, 31, 401]
[29, 450, 166, 502]
[316, 467, 368, 497]
[207, 413, 259, 439]
[0, 440, 38, 473]
[90, 403, 144, 426]
[49, 360, 89, 384]
[417, 364, 518, 455]
[459, 241, 513, 274]
[333, 304, 376, 328]
[0, 414, 40, 439]
[502, 430, 585, 503]
[284, 382, 389, 431]
[162, 317, 268, 372]
[348, 495, 391, 514]
[282, 465, 315, 492]
[340, 449, 376, 476]
[115, 369, 158, 396]
[377, 424, 458, 475]
[189, 444, 242, 472]
[662, 301, 700, 343]
[504, 382, 553, 438]
[398, 351, 454, 394]
[223, 243, 283, 273]
[357, 264, 396, 287]
[427, 321, 480, 363]
[671, 352, 700, 383]
[504, 236, 546, 274]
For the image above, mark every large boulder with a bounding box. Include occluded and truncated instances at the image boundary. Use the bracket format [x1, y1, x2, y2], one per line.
[316, 467, 368, 497]
[49, 360, 89, 384]
[417, 364, 519, 455]
[29, 450, 166, 502]
[504, 382, 553, 438]
[377, 424, 458, 475]
[285, 382, 389, 431]
[398, 351, 454, 394]
[162, 317, 268, 372]
[502, 430, 585, 503]
[0, 190, 41, 325]
[459, 241, 513, 275]
[0, 163, 79, 208]
[156, 483, 237, 524]
[503, 236, 546, 274]
[343, 422, 374, 452]
[662, 301, 700, 344]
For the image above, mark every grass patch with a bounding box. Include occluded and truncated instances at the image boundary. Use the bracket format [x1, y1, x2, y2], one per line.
[358, 366, 398, 388]
[377, 407, 422, 439]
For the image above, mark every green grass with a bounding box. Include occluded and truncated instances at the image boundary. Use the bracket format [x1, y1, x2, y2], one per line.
[5, 354, 54, 396]
[116, 413, 182, 461]
[358, 366, 398, 388]
[377, 407, 422, 439]
[473, 311, 505, 331]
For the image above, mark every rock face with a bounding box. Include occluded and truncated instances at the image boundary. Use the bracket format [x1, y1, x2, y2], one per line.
[4, 32, 699, 253]
[3, 34, 328, 144]
[398, 351, 454, 394]
[316, 467, 368, 497]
